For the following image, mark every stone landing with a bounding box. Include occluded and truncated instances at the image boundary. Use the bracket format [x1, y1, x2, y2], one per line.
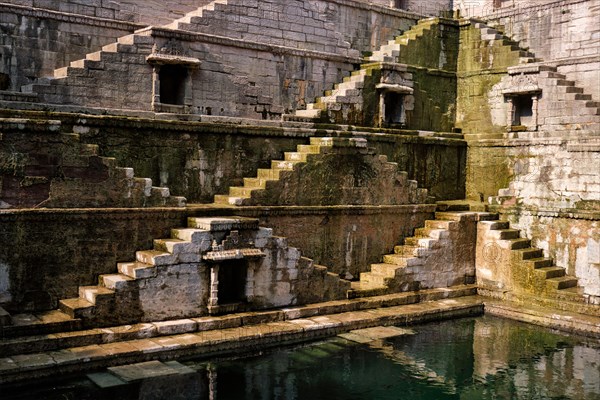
[2, 288, 599, 385]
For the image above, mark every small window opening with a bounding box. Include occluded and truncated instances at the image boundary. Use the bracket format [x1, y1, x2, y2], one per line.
[384, 92, 405, 126]
[0, 73, 9, 91]
[159, 64, 187, 105]
[393, 0, 408, 9]
[512, 95, 533, 126]
[217, 260, 247, 305]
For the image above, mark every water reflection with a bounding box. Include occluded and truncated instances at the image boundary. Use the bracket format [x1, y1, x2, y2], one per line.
[2, 316, 599, 400]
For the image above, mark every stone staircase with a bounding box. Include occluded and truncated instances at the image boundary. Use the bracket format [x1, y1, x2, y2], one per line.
[477, 219, 598, 315]
[163, 0, 228, 30]
[51, 216, 349, 327]
[288, 17, 441, 122]
[480, 220, 580, 294]
[368, 17, 439, 63]
[473, 21, 539, 65]
[349, 211, 493, 298]
[291, 68, 372, 120]
[1, 131, 184, 208]
[214, 136, 332, 205]
[213, 136, 429, 206]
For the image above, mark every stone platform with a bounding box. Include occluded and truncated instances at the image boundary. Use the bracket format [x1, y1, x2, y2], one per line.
[1, 287, 599, 385]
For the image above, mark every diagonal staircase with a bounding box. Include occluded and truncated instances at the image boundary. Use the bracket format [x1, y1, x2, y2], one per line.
[214, 136, 331, 205]
[472, 21, 539, 65]
[349, 211, 495, 298]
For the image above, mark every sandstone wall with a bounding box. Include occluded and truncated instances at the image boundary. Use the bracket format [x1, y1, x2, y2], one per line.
[0, 112, 466, 204]
[484, 0, 600, 100]
[0, 205, 434, 313]
[469, 138, 600, 298]
[0, 3, 139, 91]
[1, 0, 209, 24]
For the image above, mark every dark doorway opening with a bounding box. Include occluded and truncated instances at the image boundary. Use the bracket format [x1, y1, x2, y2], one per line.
[512, 95, 533, 126]
[394, 0, 408, 10]
[218, 260, 247, 304]
[384, 92, 405, 126]
[159, 64, 187, 105]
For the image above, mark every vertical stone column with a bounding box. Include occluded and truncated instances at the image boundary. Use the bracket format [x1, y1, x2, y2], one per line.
[531, 94, 538, 131]
[245, 263, 255, 302]
[378, 92, 386, 127]
[505, 96, 514, 130]
[209, 265, 219, 307]
[151, 65, 161, 111]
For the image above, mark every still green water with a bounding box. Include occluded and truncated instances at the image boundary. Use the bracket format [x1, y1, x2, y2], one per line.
[3, 316, 600, 399]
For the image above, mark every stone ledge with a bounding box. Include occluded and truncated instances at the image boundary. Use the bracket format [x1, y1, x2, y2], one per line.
[0, 2, 144, 31]
[490, 205, 600, 221]
[149, 27, 362, 64]
[0, 295, 483, 384]
[0, 286, 476, 355]
[483, 299, 600, 338]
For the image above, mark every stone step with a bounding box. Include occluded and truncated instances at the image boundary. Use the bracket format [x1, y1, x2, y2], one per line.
[284, 152, 309, 162]
[295, 109, 321, 118]
[369, 263, 402, 277]
[78, 286, 114, 305]
[243, 177, 270, 188]
[135, 250, 176, 266]
[523, 257, 554, 269]
[297, 144, 322, 154]
[425, 220, 454, 230]
[359, 272, 390, 286]
[70, 59, 104, 70]
[383, 254, 424, 267]
[515, 248, 544, 260]
[546, 276, 578, 290]
[564, 86, 584, 94]
[58, 298, 94, 319]
[229, 186, 254, 197]
[257, 168, 284, 180]
[535, 267, 566, 279]
[556, 79, 575, 87]
[393, 245, 419, 256]
[434, 212, 470, 221]
[117, 261, 157, 279]
[213, 195, 245, 205]
[481, 220, 510, 230]
[401, 237, 439, 250]
[170, 228, 211, 245]
[506, 238, 531, 250]
[271, 160, 301, 170]
[100, 274, 134, 290]
[413, 228, 449, 240]
[488, 228, 520, 240]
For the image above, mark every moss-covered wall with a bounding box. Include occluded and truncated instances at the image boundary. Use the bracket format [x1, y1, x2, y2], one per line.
[455, 22, 523, 136]
[0, 205, 434, 313]
[0, 111, 466, 205]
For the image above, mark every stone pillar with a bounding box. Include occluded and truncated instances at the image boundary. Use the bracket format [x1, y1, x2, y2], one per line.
[531, 94, 538, 131]
[151, 65, 161, 111]
[245, 263, 255, 302]
[209, 265, 219, 307]
[506, 96, 514, 130]
[378, 92, 386, 127]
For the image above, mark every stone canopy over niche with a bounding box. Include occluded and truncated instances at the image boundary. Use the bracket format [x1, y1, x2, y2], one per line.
[146, 39, 201, 114]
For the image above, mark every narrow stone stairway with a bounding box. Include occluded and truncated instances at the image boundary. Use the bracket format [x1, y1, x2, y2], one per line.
[1, 131, 184, 208]
[214, 136, 332, 205]
[472, 20, 539, 64]
[481, 220, 580, 293]
[289, 17, 441, 121]
[349, 211, 496, 298]
[368, 17, 439, 63]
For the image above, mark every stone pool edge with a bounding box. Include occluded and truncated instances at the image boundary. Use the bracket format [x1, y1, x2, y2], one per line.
[0, 296, 483, 384]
